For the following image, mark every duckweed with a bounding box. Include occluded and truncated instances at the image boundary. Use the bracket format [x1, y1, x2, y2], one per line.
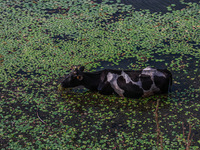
[1, 0, 200, 149]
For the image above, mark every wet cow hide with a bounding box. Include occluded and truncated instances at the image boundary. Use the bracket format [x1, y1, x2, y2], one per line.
[60, 66, 172, 98]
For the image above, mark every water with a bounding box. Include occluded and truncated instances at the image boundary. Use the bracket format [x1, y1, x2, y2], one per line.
[94, 0, 200, 13]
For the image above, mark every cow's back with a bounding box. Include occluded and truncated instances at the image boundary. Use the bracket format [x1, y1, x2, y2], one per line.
[99, 67, 172, 98]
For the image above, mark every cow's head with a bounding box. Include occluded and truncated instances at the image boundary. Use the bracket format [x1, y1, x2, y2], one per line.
[59, 66, 85, 90]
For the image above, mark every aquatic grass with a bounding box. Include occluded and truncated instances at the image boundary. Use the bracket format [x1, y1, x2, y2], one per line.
[1, 0, 200, 149]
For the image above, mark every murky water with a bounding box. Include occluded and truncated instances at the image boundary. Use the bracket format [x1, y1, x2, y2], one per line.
[95, 0, 200, 13]
[2, 1, 199, 148]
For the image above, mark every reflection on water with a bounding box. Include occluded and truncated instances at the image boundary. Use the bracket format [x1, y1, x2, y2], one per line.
[95, 0, 200, 13]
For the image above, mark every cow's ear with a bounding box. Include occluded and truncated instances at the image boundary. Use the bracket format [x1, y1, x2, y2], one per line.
[77, 75, 83, 81]
[79, 66, 85, 72]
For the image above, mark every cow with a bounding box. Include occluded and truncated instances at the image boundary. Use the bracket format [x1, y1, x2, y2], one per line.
[59, 66, 172, 98]
[59, 66, 114, 95]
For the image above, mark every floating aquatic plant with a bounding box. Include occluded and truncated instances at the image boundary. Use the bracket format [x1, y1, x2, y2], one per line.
[0, 0, 200, 149]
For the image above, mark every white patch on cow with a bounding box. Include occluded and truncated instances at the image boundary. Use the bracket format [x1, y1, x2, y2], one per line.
[142, 67, 166, 78]
[106, 68, 166, 97]
[141, 67, 164, 95]
[107, 72, 124, 97]
[122, 68, 161, 96]
[121, 71, 131, 83]
[107, 72, 114, 82]
[121, 71, 158, 96]
[121, 71, 142, 87]
[143, 66, 152, 70]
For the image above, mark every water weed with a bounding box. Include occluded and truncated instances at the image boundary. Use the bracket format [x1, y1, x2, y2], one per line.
[1, 0, 200, 149]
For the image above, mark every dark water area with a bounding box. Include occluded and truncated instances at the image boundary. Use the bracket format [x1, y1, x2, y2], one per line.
[94, 0, 200, 13]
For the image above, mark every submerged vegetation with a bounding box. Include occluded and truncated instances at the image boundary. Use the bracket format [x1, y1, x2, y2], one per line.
[0, 0, 200, 149]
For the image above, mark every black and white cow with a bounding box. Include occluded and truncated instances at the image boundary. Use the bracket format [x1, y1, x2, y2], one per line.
[59, 66, 172, 98]
[59, 66, 114, 95]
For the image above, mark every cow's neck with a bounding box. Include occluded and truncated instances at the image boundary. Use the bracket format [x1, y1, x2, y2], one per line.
[82, 72, 101, 91]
